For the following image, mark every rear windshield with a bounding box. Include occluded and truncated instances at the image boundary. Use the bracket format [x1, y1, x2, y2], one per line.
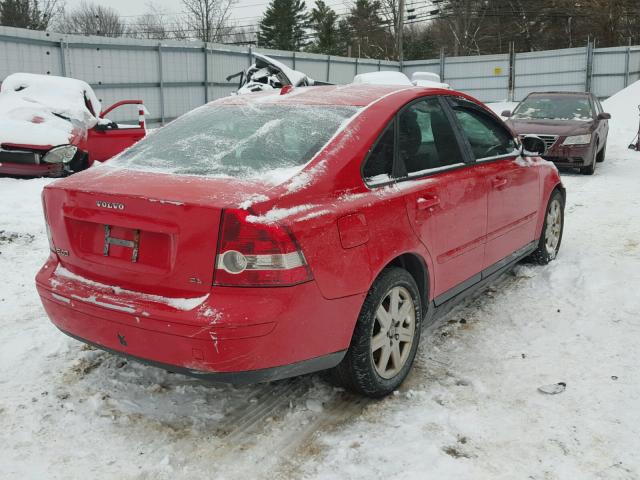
[512, 96, 593, 121]
[110, 104, 360, 180]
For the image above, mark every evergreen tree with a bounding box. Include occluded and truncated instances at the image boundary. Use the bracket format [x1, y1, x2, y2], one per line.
[336, 18, 352, 56]
[345, 0, 388, 58]
[0, 0, 53, 30]
[308, 0, 340, 54]
[258, 0, 309, 51]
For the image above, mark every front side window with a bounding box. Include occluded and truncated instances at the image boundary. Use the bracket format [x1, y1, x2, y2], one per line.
[449, 99, 517, 160]
[110, 104, 360, 179]
[397, 97, 465, 175]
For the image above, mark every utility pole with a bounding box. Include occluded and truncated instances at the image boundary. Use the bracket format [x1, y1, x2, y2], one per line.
[397, 0, 406, 64]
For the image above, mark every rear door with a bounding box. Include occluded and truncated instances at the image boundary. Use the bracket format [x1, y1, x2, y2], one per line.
[447, 97, 540, 271]
[398, 97, 489, 302]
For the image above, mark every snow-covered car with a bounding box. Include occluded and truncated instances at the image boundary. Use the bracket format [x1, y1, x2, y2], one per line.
[0, 73, 147, 177]
[228, 53, 329, 95]
[411, 72, 451, 89]
[353, 71, 451, 89]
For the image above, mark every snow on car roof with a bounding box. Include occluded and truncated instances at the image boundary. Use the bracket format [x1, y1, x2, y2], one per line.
[0, 73, 101, 148]
[1, 73, 102, 121]
[353, 71, 414, 86]
[213, 84, 415, 107]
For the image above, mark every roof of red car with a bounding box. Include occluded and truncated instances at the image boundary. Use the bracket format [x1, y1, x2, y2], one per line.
[212, 84, 427, 107]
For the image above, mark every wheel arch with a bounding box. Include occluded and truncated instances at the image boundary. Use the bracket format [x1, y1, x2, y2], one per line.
[379, 252, 430, 307]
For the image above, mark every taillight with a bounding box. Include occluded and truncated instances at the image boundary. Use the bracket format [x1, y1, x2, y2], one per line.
[214, 209, 313, 287]
[41, 192, 54, 251]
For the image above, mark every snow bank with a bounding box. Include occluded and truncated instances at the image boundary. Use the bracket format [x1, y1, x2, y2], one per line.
[0, 73, 101, 147]
[603, 79, 640, 139]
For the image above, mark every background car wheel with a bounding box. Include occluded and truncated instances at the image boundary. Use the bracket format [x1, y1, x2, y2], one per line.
[580, 145, 597, 175]
[529, 189, 565, 265]
[330, 267, 422, 398]
[68, 152, 88, 174]
[596, 142, 606, 163]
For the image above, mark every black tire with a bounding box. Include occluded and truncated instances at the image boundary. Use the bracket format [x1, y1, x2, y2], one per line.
[580, 144, 597, 175]
[68, 152, 88, 174]
[596, 141, 606, 163]
[330, 267, 422, 398]
[529, 189, 565, 265]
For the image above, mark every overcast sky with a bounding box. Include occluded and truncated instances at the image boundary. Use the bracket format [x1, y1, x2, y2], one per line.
[62, 0, 353, 30]
[63, 0, 270, 26]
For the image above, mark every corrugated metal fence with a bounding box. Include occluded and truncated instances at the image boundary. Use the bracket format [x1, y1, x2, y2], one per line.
[1, 25, 640, 124]
[405, 43, 640, 103]
[0, 26, 400, 124]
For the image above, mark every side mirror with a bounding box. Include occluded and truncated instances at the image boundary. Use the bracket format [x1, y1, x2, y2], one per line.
[597, 112, 611, 120]
[501, 110, 512, 118]
[520, 135, 546, 157]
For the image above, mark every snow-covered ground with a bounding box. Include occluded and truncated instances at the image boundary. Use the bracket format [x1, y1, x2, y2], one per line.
[1, 90, 640, 479]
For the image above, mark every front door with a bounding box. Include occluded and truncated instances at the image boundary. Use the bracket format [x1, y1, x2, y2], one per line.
[447, 97, 540, 270]
[86, 126, 146, 163]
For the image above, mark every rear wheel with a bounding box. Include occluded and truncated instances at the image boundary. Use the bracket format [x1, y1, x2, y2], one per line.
[529, 189, 565, 265]
[330, 267, 422, 397]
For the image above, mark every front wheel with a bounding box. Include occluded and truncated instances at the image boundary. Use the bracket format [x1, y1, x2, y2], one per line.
[596, 142, 606, 163]
[68, 152, 88, 174]
[580, 145, 597, 175]
[529, 189, 565, 265]
[330, 267, 422, 397]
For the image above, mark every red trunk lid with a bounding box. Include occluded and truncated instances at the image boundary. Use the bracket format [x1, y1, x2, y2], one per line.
[43, 168, 272, 296]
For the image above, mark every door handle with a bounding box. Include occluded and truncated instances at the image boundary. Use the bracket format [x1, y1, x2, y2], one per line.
[416, 195, 440, 210]
[492, 177, 508, 189]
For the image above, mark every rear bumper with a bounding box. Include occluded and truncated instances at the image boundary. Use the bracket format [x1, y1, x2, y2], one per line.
[0, 161, 64, 177]
[58, 327, 345, 384]
[36, 256, 362, 383]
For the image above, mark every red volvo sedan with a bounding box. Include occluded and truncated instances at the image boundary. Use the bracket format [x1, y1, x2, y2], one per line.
[36, 84, 565, 397]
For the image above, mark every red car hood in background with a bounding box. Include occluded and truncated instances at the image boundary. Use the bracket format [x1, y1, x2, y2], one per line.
[506, 118, 594, 136]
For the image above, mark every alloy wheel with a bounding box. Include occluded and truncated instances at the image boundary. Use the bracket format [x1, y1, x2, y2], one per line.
[370, 286, 416, 379]
[545, 199, 562, 257]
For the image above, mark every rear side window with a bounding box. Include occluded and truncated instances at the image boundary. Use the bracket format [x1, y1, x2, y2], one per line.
[449, 98, 517, 160]
[363, 120, 395, 184]
[398, 97, 465, 175]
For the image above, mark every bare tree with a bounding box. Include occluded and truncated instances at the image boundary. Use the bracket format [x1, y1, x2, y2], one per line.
[55, 1, 125, 37]
[182, 0, 236, 43]
[223, 25, 256, 45]
[128, 4, 171, 40]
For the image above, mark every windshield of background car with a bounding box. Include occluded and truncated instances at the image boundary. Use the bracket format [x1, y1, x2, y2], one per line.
[512, 96, 593, 121]
[111, 104, 360, 178]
